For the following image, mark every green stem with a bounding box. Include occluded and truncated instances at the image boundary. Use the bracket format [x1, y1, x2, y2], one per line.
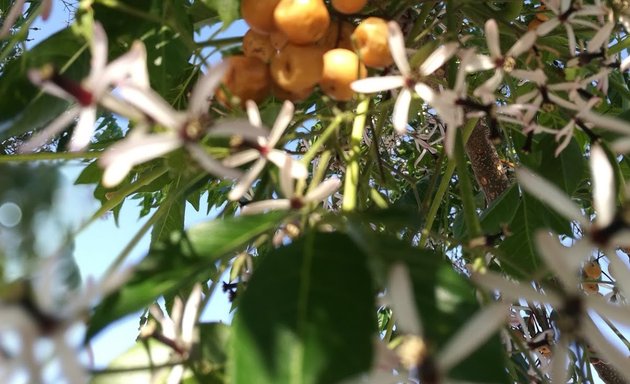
[454, 129, 483, 240]
[342, 98, 369, 212]
[302, 116, 343, 165]
[0, 151, 102, 163]
[196, 36, 243, 48]
[419, 118, 478, 247]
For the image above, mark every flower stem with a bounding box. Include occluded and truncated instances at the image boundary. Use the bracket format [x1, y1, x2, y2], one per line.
[0, 151, 102, 163]
[342, 98, 369, 212]
[302, 115, 344, 165]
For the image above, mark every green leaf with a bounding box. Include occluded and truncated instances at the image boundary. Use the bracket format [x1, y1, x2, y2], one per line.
[0, 27, 89, 139]
[90, 339, 173, 384]
[347, 227, 508, 383]
[498, 192, 571, 278]
[150, 175, 186, 245]
[230, 232, 376, 384]
[479, 184, 520, 235]
[199, 0, 240, 28]
[86, 212, 287, 341]
[538, 136, 586, 195]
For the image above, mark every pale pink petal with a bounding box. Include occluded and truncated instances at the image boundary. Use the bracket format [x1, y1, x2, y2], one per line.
[351, 76, 405, 94]
[100, 133, 180, 167]
[102, 160, 132, 188]
[419, 43, 459, 76]
[586, 295, 630, 324]
[228, 158, 267, 201]
[580, 110, 630, 135]
[181, 284, 202, 345]
[605, 251, 630, 299]
[472, 271, 563, 306]
[582, 318, 630, 382]
[392, 89, 412, 135]
[279, 156, 295, 198]
[268, 100, 295, 147]
[387, 22, 410, 75]
[550, 339, 569, 384]
[188, 143, 242, 179]
[101, 41, 149, 90]
[246, 100, 262, 127]
[28, 70, 71, 100]
[304, 177, 341, 203]
[535, 231, 579, 290]
[19, 106, 80, 153]
[438, 302, 509, 371]
[510, 69, 546, 84]
[241, 199, 291, 215]
[566, 24, 577, 56]
[474, 70, 504, 96]
[587, 21, 614, 53]
[515, 168, 588, 227]
[386, 263, 423, 335]
[90, 22, 109, 76]
[444, 119, 457, 158]
[208, 120, 268, 141]
[68, 107, 97, 151]
[189, 61, 229, 117]
[0, 0, 26, 37]
[223, 149, 259, 167]
[41, 0, 52, 20]
[267, 149, 307, 179]
[507, 31, 537, 58]
[536, 19, 560, 36]
[414, 83, 436, 103]
[485, 20, 502, 59]
[464, 54, 495, 73]
[612, 137, 630, 153]
[118, 86, 182, 129]
[590, 145, 615, 228]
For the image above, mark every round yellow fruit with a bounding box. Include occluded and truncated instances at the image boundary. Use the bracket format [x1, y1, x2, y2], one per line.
[274, 0, 331, 45]
[217, 56, 271, 106]
[583, 260, 602, 279]
[331, 0, 368, 14]
[241, 0, 281, 34]
[271, 79, 313, 102]
[243, 29, 275, 63]
[352, 17, 393, 68]
[270, 43, 324, 92]
[320, 48, 367, 101]
[269, 29, 289, 50]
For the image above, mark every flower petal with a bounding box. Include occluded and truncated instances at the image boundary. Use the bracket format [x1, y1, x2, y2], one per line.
[246, 100, 262, 127]
[507, 31, 537, 58]
[587, 21, 614, 53]
[228, 158, 267, 201]
[188, 143, 242, 179]
[392, 89, 412, 135]
[550, 339, 569, 384]
[268, 149, 307, 179]
[386, 263, 423, 336]
[268, 100, 295, 147]
[485, 19, 502, 59]
[472, 271, 562, 306]
[438, 302, 509, 371]
[223, 149, 259, 167]
[387, 22, 410, 75]
[305, 177, 341, 203]
[90, 22, 109, 75]
[189, 61, 229, 117]
[590, 145, 615, 228]
[419, 43, 459, 76]
[19, 106, 81, 153]
[68, 107, 97, 151]
[516, 167, 588, 227]
[241, 199, 291, 215]
[535, 231, 580, 290]
[351, 76, 405, 94]
[464, 54, 495, 73]
[605, 250, 630, 299]
[118, 85, 182, 129]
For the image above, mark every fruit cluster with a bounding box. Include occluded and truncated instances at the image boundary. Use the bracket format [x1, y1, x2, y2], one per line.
[218, 0, 393, 105]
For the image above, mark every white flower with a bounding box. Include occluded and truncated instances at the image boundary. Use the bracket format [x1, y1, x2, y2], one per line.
[241, 158, 340, 215]
[351, 21, 458, 135]
[361, 263, 511, 383]
[0, 256, 131, 384]
[99, 62, 261, 187]
[466, 19, 537, 97]
[517, 144, 630, 248]
[224, 100, 307, 201]
[21, 22, 146, 152]
[535, 0, 606, 55]
[472, 231, 630, 383]
[0, 0, 52, 37]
